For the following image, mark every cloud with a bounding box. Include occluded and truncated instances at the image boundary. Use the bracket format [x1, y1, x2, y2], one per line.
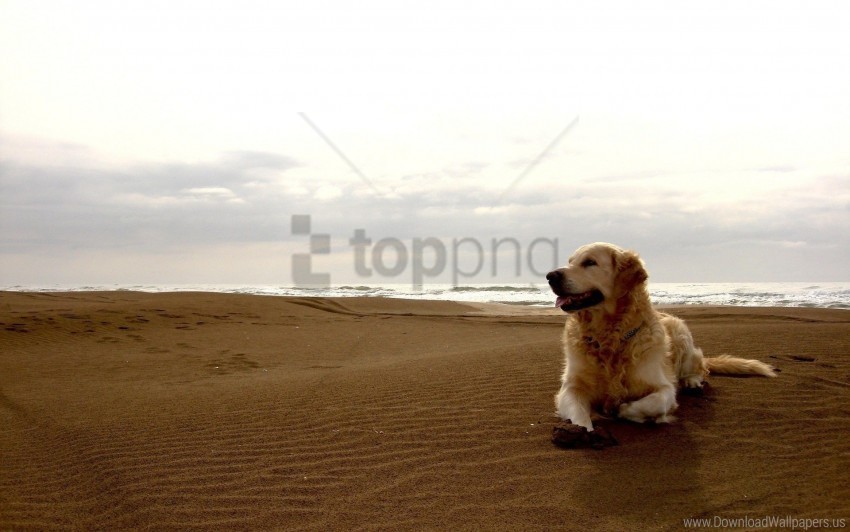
[441, 161, 490, 179]
[219, 150, 299, 171]
[1, 138, 848, 283]
[0, 144, 302, 251]
[113, 187, 246, 207]
[314, 184, 343, 201]
[182, 187, 244, 203]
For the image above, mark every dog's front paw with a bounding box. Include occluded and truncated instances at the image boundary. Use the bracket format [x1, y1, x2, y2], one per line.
[618, 402, 643, 423]
[618, 402, 676, 424]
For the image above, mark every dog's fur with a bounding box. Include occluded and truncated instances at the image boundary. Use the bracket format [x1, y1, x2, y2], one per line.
[548, 242, 775, 431]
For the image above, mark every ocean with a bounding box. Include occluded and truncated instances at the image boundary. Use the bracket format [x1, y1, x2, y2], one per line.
[4, 282, 849, 309]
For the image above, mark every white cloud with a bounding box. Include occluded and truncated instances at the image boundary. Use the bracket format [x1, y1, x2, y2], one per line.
[183, 187, 245, 204]
[1, 2, 849, 283]
[314, 184, 343, 201]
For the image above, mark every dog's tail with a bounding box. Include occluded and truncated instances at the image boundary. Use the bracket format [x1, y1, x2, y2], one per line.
[703, 355, 777, 377]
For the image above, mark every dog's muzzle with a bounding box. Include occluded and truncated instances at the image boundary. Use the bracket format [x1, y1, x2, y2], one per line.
[546, 269, 604, 312]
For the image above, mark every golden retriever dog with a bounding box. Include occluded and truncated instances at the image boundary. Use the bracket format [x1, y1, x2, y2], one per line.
[547, 242, 775, 431]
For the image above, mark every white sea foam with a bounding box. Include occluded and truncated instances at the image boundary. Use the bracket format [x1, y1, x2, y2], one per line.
[3, 282, 848, 309]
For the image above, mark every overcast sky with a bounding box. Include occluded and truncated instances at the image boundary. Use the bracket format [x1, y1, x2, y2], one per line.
[1, 1, 848, 286]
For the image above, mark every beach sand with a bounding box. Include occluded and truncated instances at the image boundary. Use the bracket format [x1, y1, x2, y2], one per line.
[1, 291, 848, 530]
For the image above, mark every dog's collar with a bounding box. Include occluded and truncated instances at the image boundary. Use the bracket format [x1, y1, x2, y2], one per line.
[583, 323, 643, 346]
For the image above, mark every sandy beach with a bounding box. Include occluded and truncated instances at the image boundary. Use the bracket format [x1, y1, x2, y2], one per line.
[1, 291, 848, 530]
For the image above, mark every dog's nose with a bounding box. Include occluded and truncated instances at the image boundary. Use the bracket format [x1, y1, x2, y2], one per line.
[546, 270, 562, 285]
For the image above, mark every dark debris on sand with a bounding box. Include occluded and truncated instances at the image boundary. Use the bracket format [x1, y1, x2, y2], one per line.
[552, 422, 618, 450]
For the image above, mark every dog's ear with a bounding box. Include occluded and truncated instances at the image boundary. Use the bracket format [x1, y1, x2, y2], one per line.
[614, 250, 648, 298]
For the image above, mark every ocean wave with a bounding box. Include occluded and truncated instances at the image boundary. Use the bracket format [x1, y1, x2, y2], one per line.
[2, 283, 848, 309]
[449, 285, 543, 293]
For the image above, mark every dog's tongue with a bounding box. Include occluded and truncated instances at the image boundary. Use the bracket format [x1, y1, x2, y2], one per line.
[555, 295, 570, 308]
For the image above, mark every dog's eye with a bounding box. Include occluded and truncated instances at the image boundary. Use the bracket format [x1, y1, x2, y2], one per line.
[581, 259, 597, 268]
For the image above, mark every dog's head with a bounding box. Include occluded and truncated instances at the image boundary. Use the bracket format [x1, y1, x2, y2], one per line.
[546, 242, 648, 312]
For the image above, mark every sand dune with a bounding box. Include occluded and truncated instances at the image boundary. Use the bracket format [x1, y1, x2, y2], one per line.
[1, 292, 848, 530]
